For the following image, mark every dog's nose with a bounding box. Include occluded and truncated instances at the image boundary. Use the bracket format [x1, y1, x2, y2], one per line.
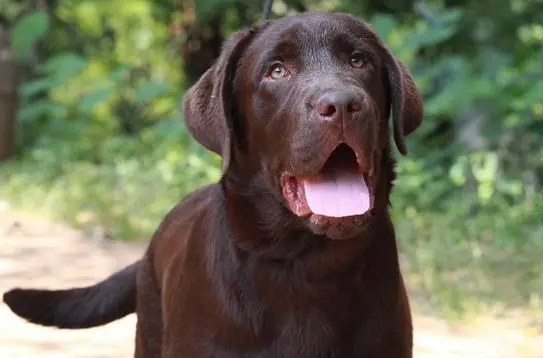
[315, 91, 362, 118]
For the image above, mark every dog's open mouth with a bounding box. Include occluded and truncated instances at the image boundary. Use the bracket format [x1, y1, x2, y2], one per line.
[281, 144, 373, 219]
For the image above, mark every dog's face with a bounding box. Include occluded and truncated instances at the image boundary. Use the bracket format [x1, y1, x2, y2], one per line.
[184, 12, 423, 241]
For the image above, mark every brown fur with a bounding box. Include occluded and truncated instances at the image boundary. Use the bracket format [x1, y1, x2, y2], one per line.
[3, 12, 423, 358]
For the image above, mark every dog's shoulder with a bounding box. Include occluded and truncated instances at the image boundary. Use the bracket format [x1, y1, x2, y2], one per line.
[173, 183, 222, 219]
[146, 183, 223, 279]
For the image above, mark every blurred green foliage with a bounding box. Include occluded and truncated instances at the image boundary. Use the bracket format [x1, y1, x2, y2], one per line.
[0, 0, 542, 318]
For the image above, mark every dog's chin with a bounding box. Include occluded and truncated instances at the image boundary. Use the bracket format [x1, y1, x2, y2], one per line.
[304, 212, 372, 240]
[281, 144, 375, 240]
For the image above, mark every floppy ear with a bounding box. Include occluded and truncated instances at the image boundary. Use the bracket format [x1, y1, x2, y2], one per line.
[381, 48, 424, 155]
[183, 29, 257, 172]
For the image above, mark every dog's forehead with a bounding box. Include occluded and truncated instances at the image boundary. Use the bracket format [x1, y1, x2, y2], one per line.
[246, 12, 377, 59]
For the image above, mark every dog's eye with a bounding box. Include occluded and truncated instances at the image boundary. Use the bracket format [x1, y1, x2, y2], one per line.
[350, 54, 367, 69]
[268, 64, 289, 80]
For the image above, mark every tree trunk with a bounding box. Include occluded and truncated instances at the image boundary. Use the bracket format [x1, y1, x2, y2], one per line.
[0, 33, 18, 161]
[180, 13, 223, 86]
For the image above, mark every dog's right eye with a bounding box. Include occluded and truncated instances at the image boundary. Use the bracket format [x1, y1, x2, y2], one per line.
[350, 53, 368, 69]
[267, 64, 290, 80]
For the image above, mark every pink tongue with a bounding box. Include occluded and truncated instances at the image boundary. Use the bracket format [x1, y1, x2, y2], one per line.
[302, 170, 370, 218]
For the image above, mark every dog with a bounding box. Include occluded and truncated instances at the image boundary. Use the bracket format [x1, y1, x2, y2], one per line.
[3, 12, 423, 358]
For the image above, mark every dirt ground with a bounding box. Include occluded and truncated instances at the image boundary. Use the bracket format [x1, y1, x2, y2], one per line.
[0, 203, 541, 358]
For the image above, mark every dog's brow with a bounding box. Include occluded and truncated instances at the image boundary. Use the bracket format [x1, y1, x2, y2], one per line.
[331, 32, 377, 55]
[253, 40, 299, 78]
[266, 40, 300, 60]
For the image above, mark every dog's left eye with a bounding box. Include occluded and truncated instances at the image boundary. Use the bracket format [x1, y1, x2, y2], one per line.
[350, 54, 367, 69]
[267, 64, 289, 80]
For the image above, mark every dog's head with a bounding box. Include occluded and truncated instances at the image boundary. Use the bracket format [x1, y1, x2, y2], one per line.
[184, 12, 422, 241]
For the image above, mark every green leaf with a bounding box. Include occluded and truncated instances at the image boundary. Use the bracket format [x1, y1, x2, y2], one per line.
[20, 78, 56, 98]
[424, 78, 468, 116]
[134, 82, 169, 103]
[11, 11, 50, 60]
[480, 49, 511, 79]
[39, 53, 87, 79]
[108, 65, 131, 81]
[79, 88, 114, 111]
[404, 26, 458, 48]
[194, 0, 237, 24]
[370, 13, 397, 40]
[435, 8, 463, 26]
[18, 100, 65, 122]
[523, 81, 543, 106]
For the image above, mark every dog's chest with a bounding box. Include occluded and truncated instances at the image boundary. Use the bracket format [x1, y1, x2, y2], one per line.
[269, 309, 348, 357]
[209, 305, 387, 358]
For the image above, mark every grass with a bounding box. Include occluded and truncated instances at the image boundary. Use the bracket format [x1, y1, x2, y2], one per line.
[1, 124, 542, 322]
[0, 119, 221, 239]
[392, 194, 543, 320]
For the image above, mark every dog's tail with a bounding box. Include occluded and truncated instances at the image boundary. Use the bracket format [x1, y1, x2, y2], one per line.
[2, 261, 139, 329]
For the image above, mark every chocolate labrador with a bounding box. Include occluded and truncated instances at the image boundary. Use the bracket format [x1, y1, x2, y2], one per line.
[3, 12, 423, 358]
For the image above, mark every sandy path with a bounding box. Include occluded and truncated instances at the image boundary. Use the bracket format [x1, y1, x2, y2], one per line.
[0, 207, 541, 358]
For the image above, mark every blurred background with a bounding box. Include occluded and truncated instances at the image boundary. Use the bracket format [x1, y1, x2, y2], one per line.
[0, 0, 542, 356]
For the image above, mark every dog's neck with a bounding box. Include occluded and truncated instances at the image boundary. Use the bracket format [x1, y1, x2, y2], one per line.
[208, 151, 404, 330]
[206, 195, 405, 346]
